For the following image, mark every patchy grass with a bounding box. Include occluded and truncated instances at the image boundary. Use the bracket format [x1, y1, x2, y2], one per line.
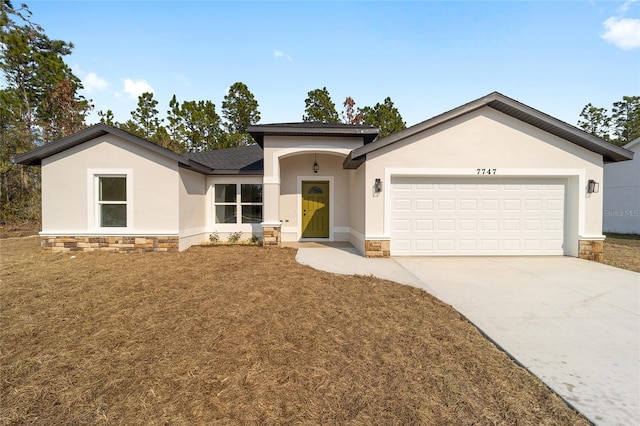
[0, 237, 589, 425]
[603, 234, 640, 273]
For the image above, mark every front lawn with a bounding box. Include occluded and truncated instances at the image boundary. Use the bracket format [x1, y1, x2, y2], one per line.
[0, 237, 588, 424]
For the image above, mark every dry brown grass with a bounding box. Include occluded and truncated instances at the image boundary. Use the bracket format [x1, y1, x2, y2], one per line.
[603, 234, 640, 273]
[1, 237, 589, 425]
[0, 222, 40, 239]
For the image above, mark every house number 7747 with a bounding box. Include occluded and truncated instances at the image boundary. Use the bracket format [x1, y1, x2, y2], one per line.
[477, 168, 497, 175]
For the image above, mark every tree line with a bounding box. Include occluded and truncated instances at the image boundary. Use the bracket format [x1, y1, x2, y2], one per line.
[96, 85, 407, 154]
[577, 96, 639, 146]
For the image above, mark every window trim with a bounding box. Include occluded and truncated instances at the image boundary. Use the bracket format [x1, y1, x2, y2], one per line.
[88, 169, 133, 232]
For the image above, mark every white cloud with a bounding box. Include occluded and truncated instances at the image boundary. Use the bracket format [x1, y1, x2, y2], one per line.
[619, 0, 638, 13]
[83, 72, 108, 93]
[601, 17, 640, 50]
[274, 49, 293, 61]
[122, 78, 154, 99]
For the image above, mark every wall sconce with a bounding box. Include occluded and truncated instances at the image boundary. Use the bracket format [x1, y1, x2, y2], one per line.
[587, 179, 600, 194]
[313, 154, 319, 174]
[374, 178, 382, 193]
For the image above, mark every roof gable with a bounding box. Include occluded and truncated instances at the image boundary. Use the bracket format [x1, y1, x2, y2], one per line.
[12, 123, 212, 173]
[623, 137, 640, 152]
[344, 92, 633, 169]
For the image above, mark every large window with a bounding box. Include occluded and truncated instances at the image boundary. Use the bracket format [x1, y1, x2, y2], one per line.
[98, 176, 127, 227]
[215, 183, 262, 224]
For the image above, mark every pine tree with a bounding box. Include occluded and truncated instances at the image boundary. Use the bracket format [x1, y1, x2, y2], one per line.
[360, 97, 406, 138]
[221, 82, 260, 146]
[303, 87, 339, 123]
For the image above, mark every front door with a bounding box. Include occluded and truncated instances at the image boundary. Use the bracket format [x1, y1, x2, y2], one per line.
[301, 181, 329, 238]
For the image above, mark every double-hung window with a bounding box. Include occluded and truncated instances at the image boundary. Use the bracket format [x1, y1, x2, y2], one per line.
[214, 183, 262, 224]
[98, 176, 127, 227]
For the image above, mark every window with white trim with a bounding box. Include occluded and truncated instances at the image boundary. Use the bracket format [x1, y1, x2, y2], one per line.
[214, 183, 262, 224]
[98, 176, 127, 227]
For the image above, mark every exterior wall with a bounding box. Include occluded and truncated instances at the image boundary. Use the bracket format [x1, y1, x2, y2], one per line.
[349, 165, 366, 254]
[363, 107, 604, 258]
[603, 142, 639, 234]
[178, 168, 207, 251]
[41, 134, 180, 236]
[262, 136, 364, 242]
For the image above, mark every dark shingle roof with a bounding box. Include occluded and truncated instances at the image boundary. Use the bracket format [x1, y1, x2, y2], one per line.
[185, 144, 263, 174]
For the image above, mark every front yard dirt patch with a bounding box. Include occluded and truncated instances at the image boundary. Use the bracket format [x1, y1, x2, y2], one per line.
[603, 234, 640, 273]
[1, 237, 589, 425]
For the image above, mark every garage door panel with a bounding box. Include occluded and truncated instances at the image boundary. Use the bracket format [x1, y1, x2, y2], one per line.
[546, 219, 563, 231]
[525, 199, 543, 211]
[481, 219, 499, 231]
[459, 199, 477, 210]
[437, 219, 455, 231]
[438, 199, 455, 210]
[392, 218, 411, 231]
[415, 199, 433, 211]
[415, 219, 433, 231]
[503, 240, 521, 251]
[459, 239, 477, 250]
[482, 199, 500, 210]
[547, 199, 563, 210]
[415, 239, 434, 251]
[460, 219, 477, 231]
[504, 199, 521, 210]
[393, 198, 411, 211]
[390, 177, 566, 256]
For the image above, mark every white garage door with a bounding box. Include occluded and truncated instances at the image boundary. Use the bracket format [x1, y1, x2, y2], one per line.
[390, 177, 566, 256]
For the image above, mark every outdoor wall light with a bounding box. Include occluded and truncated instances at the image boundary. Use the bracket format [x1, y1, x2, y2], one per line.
[313, 154, 319, 174]
[374, 178, 382, 193]
[587, 179, 600, 194]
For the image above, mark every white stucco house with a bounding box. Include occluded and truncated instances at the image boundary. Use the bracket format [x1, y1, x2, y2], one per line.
[13, 92, 633, 260]
[603, 137, 640, 235]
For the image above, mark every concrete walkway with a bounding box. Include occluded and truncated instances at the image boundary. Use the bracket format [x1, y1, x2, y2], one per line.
[296, 247, 640, 426]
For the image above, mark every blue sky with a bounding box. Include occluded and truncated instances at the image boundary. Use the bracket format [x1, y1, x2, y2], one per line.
[25, 0, 640, 128]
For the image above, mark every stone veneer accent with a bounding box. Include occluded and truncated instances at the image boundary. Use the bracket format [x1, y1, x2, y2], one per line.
[365, 239, 390, 258]
[578, 239, 604, 262]
[262, 226, 281, 246]
[41, 236, 179, 253]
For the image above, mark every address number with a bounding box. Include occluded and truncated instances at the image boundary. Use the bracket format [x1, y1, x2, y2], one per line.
[477, 168, 497, 175]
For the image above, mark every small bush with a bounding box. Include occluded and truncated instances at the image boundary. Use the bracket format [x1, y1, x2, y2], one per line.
[228, 231, 242, 243]
[209, 231, 219, 243]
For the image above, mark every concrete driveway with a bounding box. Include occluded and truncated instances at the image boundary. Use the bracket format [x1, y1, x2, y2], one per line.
[296, 248, 640, 426]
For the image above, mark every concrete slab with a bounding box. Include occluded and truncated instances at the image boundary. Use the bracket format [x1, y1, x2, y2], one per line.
[296, 249, 640, 426]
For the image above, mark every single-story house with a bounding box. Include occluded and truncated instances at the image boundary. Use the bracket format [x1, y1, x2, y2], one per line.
[13, 92, 633, 259]
[603, 137, 639, 234]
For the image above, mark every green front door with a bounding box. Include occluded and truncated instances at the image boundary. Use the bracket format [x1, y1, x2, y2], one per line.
[302, 181, 329, 238]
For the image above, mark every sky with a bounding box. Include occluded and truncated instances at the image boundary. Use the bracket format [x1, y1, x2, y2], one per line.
[21, 0, 640, 128]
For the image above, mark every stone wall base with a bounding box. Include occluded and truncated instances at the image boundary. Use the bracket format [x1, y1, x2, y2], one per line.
[262, 226, 281, 246]
[365, 239, 390, 258]
[578, 239, 604, 262]
[41, 236, 179, 253]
